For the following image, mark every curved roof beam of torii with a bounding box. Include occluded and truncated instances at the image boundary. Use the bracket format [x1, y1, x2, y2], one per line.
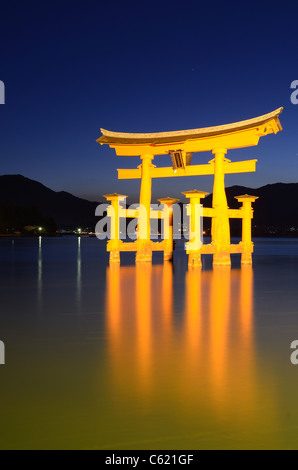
[97, 107, 283, 156]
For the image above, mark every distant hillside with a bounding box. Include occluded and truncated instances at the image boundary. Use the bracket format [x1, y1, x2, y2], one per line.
[0, 175, 99, 229]
[203, 183, 298, 236]
[0, 202, 57, 235]
[1, 175, 298, 236]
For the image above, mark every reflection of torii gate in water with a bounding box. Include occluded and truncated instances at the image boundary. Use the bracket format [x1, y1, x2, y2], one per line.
[97, 107, 283, 266]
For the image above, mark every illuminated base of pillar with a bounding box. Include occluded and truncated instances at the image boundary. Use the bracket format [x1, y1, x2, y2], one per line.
[213, 252, 231, 266]
[188, 253, 202, 268]
[164, 251, 173, 261]
[135, 244, 152, 262]
[241, 252, 252, 265]
[136, 252, 152, 262]
[109, 251, 120, 263]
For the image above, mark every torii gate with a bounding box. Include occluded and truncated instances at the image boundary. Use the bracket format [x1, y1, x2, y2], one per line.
[97, 107, 283, 266]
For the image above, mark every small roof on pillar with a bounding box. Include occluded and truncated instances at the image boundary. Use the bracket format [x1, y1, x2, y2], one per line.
[157, 197, 180, 204]
[103, 193, 127, 200]
[182, 190, 209, 198]
[97, 108, 283, 156]
[235, 194, 259, 200]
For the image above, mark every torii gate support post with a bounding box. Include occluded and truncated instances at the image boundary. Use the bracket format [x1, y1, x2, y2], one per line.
[211, 148, 231, 266]
[136, 154, 155, 262]
[183, 190, 208, 268]
[157, 197, 180, 261]
[235, 195, 259, 265]
[104, 193, 126, 263]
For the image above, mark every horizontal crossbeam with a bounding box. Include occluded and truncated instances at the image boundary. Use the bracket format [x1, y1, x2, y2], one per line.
[192, 244, 245, 255]
[117, 159, 257, 180]
[107, 240, 166, 252]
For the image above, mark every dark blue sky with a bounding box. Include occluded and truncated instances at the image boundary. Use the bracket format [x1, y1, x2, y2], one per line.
[0, 0, 298, 202]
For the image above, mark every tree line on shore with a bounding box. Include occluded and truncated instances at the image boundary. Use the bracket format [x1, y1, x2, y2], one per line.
[0, 203, 57, 235]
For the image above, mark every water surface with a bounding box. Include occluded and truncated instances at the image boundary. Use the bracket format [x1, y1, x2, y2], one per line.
[0, 237, 298, 449]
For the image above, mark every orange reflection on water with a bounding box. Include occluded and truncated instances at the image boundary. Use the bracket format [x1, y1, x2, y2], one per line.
[135, 263, 153, 391]
[209, 266, 231, 399]
[105, 261, 278, 446]
[240, 265, 253, 343]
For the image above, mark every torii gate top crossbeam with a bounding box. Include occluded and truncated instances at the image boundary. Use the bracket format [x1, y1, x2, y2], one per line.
[97, 108, 283, 156]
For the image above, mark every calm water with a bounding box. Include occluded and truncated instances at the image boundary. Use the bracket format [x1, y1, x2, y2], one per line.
[1, 236, 298, 449]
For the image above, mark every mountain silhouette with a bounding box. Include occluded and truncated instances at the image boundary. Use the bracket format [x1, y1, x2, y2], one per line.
[203, 183, 298, 236]
[0, 175, 99, 230]
[0, 175, 298, 235]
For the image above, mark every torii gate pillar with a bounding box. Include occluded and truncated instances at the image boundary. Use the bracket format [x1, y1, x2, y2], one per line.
[211, 148, 231, 266]
[136, 154, 154, 262]
[235, 194, 259, 265]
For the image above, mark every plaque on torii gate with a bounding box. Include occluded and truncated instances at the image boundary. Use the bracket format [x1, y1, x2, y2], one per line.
[97, 107, 283, 266]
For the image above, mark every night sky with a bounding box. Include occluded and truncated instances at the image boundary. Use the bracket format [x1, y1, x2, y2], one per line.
[0, 0, 298, 202]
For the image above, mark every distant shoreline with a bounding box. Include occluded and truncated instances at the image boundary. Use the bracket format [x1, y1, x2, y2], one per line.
[1, 234, 298, 240]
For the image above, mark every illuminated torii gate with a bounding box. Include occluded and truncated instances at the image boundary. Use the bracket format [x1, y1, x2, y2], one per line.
[97, 107, 282, 266]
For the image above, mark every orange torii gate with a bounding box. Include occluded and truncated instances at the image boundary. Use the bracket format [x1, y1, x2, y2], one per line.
[97, 107, 283, 266]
